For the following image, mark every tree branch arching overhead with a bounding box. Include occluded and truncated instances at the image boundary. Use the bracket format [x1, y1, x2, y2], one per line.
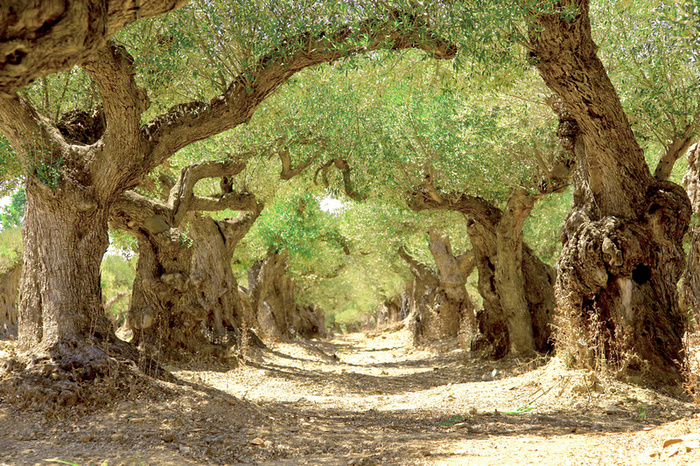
[140, 15, 457, 174]
[0, 0, 188, 95]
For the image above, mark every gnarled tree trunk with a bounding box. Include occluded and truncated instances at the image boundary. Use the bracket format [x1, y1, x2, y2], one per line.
[428, 230, 477, 338]
[406, 96, 582, 358]
[683, 143, 700, 327]
[18, 178, 138, 370]
[376, 296, 402, 328]
[247, 250, 326, 340]
[110, 162, 262, 359]
[408, 190, 556, 358]
[530, 0, 691, 385]
[398, 233, 475, 344]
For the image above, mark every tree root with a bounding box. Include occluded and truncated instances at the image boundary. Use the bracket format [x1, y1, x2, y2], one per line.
[0, 337, 175, 414]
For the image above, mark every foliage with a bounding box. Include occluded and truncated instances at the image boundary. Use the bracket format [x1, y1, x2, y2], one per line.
[233, 176, 476, 322]
[0, 187, 26, 231]
[101, 253, 136, 323]
[0, 226, 22, 273]
[0, 137, 22, 195]
[597, 0, 700, 166]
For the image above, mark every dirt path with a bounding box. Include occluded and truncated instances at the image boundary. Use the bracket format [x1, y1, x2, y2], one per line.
[1, 329, 699, 465]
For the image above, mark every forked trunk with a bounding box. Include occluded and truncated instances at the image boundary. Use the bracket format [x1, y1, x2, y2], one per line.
[428, 230, 476, 338]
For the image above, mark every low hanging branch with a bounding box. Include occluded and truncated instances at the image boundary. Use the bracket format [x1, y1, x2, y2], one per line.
[111, 159, 258, 233]
[278, 147, 318, 180]
[141, 12, 457, 175]
[314, 158, 366, 201]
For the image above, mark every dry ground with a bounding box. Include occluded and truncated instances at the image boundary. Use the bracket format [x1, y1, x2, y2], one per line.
[1, 328, 699, 465]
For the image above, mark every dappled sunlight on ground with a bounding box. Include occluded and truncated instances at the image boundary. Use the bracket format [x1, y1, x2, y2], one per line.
[1, 329, 699, 465]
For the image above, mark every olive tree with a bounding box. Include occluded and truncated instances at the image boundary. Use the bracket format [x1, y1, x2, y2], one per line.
[0, 1, 457, 379]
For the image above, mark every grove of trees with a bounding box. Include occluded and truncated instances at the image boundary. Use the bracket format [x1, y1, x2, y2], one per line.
[1, 0, 700, 392]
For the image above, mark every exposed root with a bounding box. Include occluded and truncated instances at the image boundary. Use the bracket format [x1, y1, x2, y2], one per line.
[0, 338, 175, 415]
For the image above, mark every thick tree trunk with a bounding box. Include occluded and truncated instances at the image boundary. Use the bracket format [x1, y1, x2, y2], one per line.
[398, 246, 440, 343]
[494, 189, 537, 356]
[0, 261, 21, 337]
[17, 180, 135, 370]
[530, 0, 692, 385]
[123, 210, 260, 359]
[127, 213, 201, 358]
[467, 219, 509, 357]
[398, 238, 474, 343]
[107, 159, 264, 359]
[401, 276, 437, 345]
[247, 250, 326, 340]
[428, 230, 476, 337]
[681, 143, 700, 327]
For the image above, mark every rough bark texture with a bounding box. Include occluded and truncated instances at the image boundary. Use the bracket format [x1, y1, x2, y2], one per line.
[0, 15, 455, 380]
[427, 230, 476, 337]
[408, 190, 556, 358]
[682, 143, 700, 328]
[494, 189, 537, 356]
[398, 234, 475, 344]
[0, 261, 21, 337]
[247, 250, 327, 341]
[17, 177, 139, 374]
[530, 0, 691, 385]
[376, 296, 402, 328]
[0, 0, 187, 95]
[110, 161, 262, 359]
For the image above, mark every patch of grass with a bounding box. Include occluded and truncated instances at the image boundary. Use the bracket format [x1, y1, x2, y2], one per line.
[636, 403, 647, 421]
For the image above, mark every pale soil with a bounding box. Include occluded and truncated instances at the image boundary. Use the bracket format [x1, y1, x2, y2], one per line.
[1, 328, 699, 466]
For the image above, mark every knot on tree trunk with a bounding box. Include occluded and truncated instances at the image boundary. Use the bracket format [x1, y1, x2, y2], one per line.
[558, 217, 647, 299]
[556, 199, 689, 385]
[57, 108, 105, 145]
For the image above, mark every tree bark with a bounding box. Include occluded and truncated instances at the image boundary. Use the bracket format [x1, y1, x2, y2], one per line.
[17, 178, 137, 372]
[682, 143, 700, 327]
[408, 189, 556, 357]
[110, 162, 263, 358]
[427, 230, 476, 337]
[0, 0, 187, 95]
[494, 188, 537, 356]
[0, 261, 21, 337]
[398, 237, 475, 343]
[529, 0, 691, 385]
[247, 250, 326, 341]
[397, 245, 440, 343]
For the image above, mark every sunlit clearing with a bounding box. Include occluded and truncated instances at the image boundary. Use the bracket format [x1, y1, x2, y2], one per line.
[320, 195, 344, 213]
